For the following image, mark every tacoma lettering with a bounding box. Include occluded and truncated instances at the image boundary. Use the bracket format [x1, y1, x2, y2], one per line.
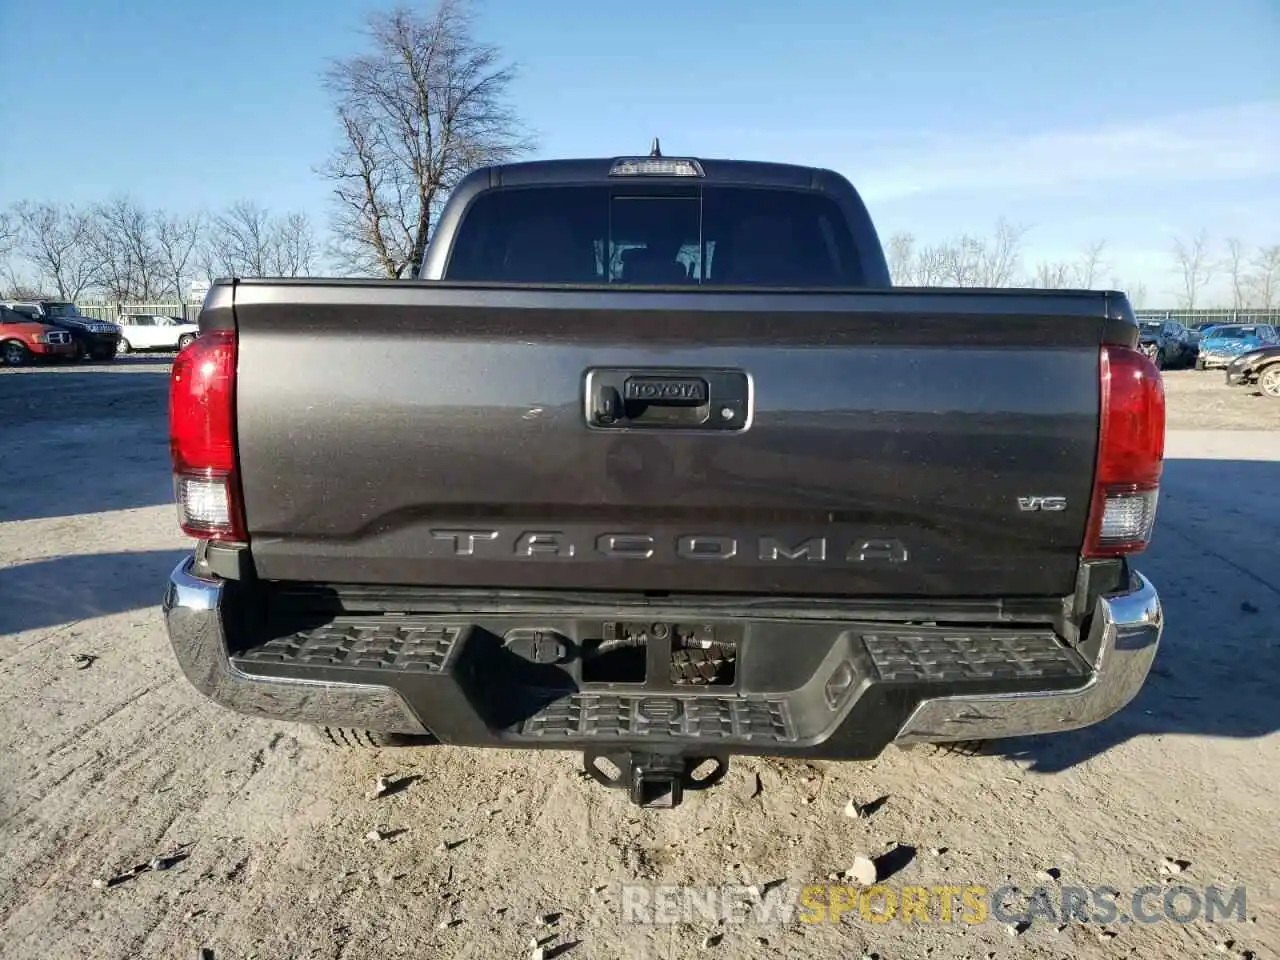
[428, 530, 907, 564]
[596, 533, 657, 559]
[759, 536, 827, 562]
[515, 531, 575, 558]
[429, 529, 500, 556]
[676, 535, 738, 560]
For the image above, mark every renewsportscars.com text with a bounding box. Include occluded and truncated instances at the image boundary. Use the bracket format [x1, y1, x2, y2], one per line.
[619, 882, 1247, 927]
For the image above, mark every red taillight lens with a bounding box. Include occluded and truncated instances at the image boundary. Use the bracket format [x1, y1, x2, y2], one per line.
[1084, 344, 1165, 558]
[169, 330, 245, 541]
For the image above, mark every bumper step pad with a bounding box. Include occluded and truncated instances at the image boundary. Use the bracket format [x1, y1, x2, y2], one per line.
[521, 693, 794, 742]
[862, 630, 1087, 682]
[233, 620, 461, 674]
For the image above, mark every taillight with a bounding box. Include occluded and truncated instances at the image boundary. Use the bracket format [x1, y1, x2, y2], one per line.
[1084, 344, 1165, 558]
[169, 330, 245, 541]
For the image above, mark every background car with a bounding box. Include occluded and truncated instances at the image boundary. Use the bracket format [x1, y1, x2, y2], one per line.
[0, 300, 121, 360]
[1225, 345, 1280, 399]
[1138, 319, 1195, 369]
[0, 305, 79, 365]
[115, 314, 200, 353]
[1195, 323, 1280, 370]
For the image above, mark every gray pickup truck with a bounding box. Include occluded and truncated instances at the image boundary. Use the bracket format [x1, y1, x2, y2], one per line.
[163, 149, 1166, 808]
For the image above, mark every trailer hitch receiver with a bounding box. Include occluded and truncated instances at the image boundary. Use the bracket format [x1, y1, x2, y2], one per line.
[583, 750, 729, 809]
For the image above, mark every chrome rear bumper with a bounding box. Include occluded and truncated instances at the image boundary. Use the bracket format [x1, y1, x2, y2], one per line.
[895, 571, 1162, 742]
[163, 559, 1161, 749]
[163, 563, 430, 734]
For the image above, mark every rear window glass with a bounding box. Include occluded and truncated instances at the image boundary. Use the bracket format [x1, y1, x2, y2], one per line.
[444, 185, 863, 286]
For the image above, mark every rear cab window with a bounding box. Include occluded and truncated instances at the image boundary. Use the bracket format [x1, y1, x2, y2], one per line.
[444, 185, 864, 286]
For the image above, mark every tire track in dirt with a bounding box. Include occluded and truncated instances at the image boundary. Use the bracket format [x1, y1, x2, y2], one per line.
[16, 679, 170, 764]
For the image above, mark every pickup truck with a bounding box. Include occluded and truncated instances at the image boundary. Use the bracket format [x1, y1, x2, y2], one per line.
[1, 300, 121, 360]
[163, 150, 1166, 808]
[0, 305, 79, 364]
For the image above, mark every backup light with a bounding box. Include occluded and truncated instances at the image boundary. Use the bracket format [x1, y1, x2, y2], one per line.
[175, 476, 233, 532]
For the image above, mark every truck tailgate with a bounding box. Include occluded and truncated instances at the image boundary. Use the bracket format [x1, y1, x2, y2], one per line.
[230, 282, 1107, 598]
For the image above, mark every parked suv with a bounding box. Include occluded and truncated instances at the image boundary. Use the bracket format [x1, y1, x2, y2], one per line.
[0, 301, 121, 360]
[116, 314, 200, 353]
[0, 305, 79, 365]
[1137, 320, 1193, 369]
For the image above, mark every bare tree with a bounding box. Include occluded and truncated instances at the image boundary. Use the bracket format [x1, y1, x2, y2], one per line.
[1223, 238, 1247, 309]
[1076, 239, 1108, 288]
[1247, 244, 1280, 309]
[320, 1, 535, 278]
[86, 197, 164, 300]
[935, 219, 1029, 287]
[0, 207, 17, 297]
[200, 203, 318, 279]
[266, 212, 318, 277]
[938, 236, 981, 287]
[1111, 277, 1149, 310]
[1171, 230, 1214, 310]
[0, 273, 48, 299]
[85, 206, 134, 301]
[205, 201, 274, 277]
[983, 218, 1030, 286]
[1033, 260, 1075, 289]
[0, 206, 15, 260]
[10, 201, 100, 299]
[913, 244, 950, 285]
[154, 210, 205, 298]
[886, 233, 916, 285]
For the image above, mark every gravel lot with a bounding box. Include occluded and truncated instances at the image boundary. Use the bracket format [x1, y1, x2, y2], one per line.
[1, 359, 1277, 959]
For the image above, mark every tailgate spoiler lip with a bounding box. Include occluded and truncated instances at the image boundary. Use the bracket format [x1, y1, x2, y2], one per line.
[205, 279, 1135, 345]
[219, 275, 1118, 302]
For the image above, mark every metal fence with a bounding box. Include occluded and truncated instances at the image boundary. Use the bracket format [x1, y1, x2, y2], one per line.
[75, 302, 201, 322]
[1135, 308, 1280, 326]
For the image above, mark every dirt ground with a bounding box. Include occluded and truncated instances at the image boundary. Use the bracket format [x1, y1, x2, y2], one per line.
[1160, 368, 1279, 431]
[1, 360, 1277, 960]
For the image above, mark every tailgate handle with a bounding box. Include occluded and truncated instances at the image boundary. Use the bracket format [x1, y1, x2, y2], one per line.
[587, 369, 750, 431]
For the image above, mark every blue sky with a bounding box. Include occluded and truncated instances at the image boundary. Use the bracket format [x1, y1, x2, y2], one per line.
[1, 0, 1276, 302]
